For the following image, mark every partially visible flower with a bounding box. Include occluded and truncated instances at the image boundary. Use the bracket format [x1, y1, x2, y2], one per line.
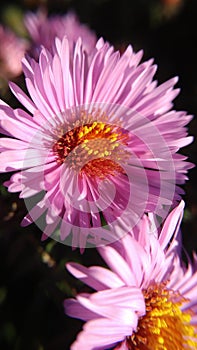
[65, 201, 197, 349]
[0, 25, 28, 81]
[24, 10, 97, 59]
[161, 0, 183, 18]
[162, 0, 182, 5]
[0, 35, 193, 249]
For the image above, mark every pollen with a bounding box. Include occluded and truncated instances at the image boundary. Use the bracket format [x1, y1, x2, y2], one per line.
[52, 118, 130, 179]
[126, 283, 197, 350]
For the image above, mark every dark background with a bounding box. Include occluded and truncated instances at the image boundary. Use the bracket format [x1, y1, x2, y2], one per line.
[0, 0, 197, 349]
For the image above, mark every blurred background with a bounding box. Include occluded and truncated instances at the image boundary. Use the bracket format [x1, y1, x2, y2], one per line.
[0, 0, 197, 349]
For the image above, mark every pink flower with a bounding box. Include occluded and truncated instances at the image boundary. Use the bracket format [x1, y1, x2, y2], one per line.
[0, 26, 28, 80]
[24, 10, 97, 59]
[0, 36, 193, 248]
[65, 201, 197, 349]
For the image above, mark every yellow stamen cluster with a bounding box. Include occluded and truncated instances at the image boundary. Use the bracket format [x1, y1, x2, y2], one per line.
[53, 119, 130, 179]
[126, 283, 197, 350]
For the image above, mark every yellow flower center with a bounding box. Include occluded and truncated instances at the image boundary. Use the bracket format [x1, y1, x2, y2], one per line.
[126, 284, 197, 350]
[53, 116, 130, 179]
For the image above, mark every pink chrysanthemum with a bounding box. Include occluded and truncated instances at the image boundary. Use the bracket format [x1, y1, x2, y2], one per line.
[24, 10, 97, 59]
[0, 36, 193, 248]
[65, 201, 197, 349]
[0, 25, 28, 80]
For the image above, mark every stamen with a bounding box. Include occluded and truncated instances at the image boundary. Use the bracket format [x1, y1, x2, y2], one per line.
[126, 283, 197, 350]
[53, 119, 130, 179]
